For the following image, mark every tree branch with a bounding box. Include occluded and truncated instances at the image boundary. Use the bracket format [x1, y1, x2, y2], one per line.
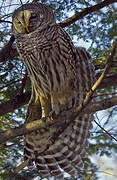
[98, 73, 117, 89]
[0, 0, 116, 63]
[95, 61, 117, 70]
[0, 19, 12, 24]
[87, 95, 117, 113]
[0, 95, 117, 145]
[0, 72, 117, 116]
[0, 37, 116, 145]
[0, 35, 18, 63]
[14, 159, 29, 175]
[0, 91, 31, 116]
[59, 0, 117, 27]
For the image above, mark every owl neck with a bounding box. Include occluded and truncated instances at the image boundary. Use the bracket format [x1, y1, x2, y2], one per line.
[15, 24, 58, 52]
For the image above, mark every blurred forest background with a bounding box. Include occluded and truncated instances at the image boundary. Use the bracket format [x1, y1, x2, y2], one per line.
[0, 0, 117, 180]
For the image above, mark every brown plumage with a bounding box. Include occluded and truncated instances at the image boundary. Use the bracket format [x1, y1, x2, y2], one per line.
[12, 2, 95, 178]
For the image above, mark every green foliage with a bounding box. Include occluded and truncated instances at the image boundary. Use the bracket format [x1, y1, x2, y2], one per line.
[0, 0, 117, 179]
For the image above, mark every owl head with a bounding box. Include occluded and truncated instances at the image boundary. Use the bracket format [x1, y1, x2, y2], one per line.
[12, 2, 56, 35]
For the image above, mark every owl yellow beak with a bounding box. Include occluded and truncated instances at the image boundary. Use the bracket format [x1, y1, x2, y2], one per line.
[25, 25, 30, 33]
[24, 10, 32, 33]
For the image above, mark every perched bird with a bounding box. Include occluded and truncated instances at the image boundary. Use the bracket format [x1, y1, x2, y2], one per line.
[12, 2, 95, 178]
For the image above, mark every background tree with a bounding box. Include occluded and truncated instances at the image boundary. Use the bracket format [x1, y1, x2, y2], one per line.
[0, 0, 117, 179]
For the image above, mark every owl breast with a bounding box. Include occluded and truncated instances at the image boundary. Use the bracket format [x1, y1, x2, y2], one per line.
[16, 25, 76, 98]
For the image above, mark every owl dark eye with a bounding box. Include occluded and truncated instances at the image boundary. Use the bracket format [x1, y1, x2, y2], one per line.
[18, 21, 21, 24]
[30, 13, 37, 20]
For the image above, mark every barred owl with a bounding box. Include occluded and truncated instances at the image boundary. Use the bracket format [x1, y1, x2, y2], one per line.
[12, 2, 95, 178]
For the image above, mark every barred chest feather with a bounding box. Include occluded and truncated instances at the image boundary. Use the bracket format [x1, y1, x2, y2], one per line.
[16, 25, 76, 98]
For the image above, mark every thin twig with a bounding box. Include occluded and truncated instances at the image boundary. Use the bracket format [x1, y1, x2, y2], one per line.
[14, 159, 29, 174]
[0, 79, 22, 90]
[0, 19, 12, 24]
[94, 119, 117, 142]
[95, 61, 117, 70]
[19, 0, 23, 5]
[12, 160, 30, 180]
[15, 73, 28, 95]
[94, 91, 117, 97]
[97, 170, 117, 178]
[0, 139, 23, 150]
[81, 169, 117, 178]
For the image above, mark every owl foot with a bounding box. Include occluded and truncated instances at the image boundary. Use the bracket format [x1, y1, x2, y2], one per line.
[49, 110, 56, 119]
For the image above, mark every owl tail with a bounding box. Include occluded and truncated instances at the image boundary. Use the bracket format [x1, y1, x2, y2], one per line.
[33, 113, 93, 178]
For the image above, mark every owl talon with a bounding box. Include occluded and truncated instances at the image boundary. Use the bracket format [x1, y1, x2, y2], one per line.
[49, 110, 56, 119]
